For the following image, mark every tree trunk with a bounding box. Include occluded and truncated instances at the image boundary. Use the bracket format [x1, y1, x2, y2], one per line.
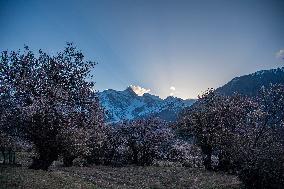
[218, 151, 231, 171]
[1, 150, 6, 164]
[29, 151, 58, 171]
[8, 150, 12, 164]
[129, 141, 139, 165]
[132, 150, 138, 164]
[12, 151, 16, 164]
[63, 156, 75, 167]
[202, 146, 213, 170]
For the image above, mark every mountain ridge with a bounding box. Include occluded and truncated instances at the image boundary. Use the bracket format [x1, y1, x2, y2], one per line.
[217, 67, 284, 96]
[98, 66, 284, 122]
[97, 87, 196, 122]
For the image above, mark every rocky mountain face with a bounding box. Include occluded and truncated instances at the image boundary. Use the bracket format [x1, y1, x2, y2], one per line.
[217, 67, 284, 96]
[97, 87, 196, 122]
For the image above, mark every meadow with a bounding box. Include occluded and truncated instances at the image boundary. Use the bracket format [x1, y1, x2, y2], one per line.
[0, 164, 240, 189]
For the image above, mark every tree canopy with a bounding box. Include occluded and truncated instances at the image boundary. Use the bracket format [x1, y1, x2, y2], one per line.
[0, 43, 104, 170]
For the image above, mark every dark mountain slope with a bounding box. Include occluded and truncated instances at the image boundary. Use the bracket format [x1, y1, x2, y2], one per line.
[217, 67, 284, 96]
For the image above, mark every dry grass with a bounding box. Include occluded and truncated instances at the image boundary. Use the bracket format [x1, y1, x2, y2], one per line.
[0, 153, 241, 189]
[59, 166, 241, 189]
[0, 165, 96, 189]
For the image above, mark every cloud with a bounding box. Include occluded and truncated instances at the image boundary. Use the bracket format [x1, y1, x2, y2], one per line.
[170, 86, 176, 96]
[276, 49, 284, 60]
[130, 85, 151, 96]
[170, 86, 176, 91]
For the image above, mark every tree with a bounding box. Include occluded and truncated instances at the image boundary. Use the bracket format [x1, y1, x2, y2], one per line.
[85, 123, 113, 165]
[0, 131, 17, 164]
[100, 118, 174, 166]
[179, 85, 284, 188]
[231, 84, 284, 189]
[178, 89, 256, 170]
[0, 43, 104, 170]
[231, 123, 284, 189]
[167, 139, 203, 168]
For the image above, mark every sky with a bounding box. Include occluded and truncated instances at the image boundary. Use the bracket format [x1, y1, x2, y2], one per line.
[0, 0, 284, 99]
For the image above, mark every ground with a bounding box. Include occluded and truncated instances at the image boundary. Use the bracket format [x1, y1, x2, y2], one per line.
[0, 165, 95, 189]
[0, 165, 241, 189]
[0, 152, 241, 189]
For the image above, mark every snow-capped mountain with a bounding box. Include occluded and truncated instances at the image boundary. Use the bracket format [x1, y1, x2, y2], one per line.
[97, 87, 196, 122]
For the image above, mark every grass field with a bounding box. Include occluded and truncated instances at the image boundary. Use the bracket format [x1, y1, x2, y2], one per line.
[0, 164, 241, 189]
[0, 165, 96, 189]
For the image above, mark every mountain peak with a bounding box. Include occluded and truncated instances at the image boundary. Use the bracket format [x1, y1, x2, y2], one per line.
[127, 85, 151, 96]
[98, 88, 196, 122]
[124, 86, 138, 96]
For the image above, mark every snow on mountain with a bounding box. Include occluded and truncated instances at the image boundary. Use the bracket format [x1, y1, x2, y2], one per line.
[97, 87, 196, 122]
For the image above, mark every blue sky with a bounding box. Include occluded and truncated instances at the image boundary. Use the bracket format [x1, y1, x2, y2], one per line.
[0, 0, 283, 99]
